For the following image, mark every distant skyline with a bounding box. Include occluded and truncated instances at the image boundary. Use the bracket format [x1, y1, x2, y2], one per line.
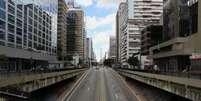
[66, 0, 125, 61]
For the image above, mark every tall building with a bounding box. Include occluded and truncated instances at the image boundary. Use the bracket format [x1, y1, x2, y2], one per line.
[109, 36, 117, 59]
[0, 0, 58, 70]
[117, 2, 141, 66]
[150, 0, 199, 72]
[85, 38, 93, 63]
[116, 11, 120, 62]
[116, 2, 129, 65]
[57, 0, 68, 60]
[66, 7, 85, 62]
[116, 0, 163, 67]
[128, 0, 163, 25]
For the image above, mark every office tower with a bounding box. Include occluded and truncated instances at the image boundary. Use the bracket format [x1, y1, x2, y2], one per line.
[85, 38, 93, 63]
[0, 0, 58, 70]
[66, 7, 85, 62]
[57, 0, 68, 60]
[109, 36, 117, 59]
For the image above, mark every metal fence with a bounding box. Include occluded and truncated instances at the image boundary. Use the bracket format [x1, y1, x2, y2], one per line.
[118, 68, 201, 80]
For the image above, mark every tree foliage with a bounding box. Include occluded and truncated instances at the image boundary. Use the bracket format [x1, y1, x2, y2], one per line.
[103, 59, 114, 67]
[127, 55, 139, 67]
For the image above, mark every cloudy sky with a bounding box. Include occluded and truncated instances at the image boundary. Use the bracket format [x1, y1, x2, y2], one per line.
[72, 0, 124, 61]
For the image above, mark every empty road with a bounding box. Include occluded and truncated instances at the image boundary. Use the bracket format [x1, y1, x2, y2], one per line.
[66, 67, 139, 101]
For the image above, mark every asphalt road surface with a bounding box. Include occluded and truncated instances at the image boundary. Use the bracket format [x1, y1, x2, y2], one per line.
[66, 67, 139, 101]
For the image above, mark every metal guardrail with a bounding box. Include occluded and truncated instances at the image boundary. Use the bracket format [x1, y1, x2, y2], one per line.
[115, 68, 201, 101]
[0, 68, 87, 80]
[0, 68, 88, 99]
[117, 68, 201, 80]
[0, 68, 88, 87]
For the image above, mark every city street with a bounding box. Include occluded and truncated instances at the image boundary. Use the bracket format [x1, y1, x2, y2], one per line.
[66, 67, 139, 101]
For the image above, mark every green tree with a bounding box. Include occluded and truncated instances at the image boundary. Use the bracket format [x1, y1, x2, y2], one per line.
[104, 59, 114, 67]
[127, 55, 139, 69]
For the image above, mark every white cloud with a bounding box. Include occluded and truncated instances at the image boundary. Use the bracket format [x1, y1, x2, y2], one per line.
[91, 30, 115, 61]
[85, 13, 116, 30]
[85, 13, 117, 61]
[92, 31, 109, 45]
[76, 0, 93, 7]
[95, 0, 125, 9]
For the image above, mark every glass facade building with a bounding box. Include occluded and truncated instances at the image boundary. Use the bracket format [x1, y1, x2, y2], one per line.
[0, 0, 58, 71]
[0, 0, 58, 55]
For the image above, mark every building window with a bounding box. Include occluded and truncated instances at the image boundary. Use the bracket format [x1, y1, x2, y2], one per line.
[34, 35, 37, 41]
[0, 20, 5, 30]
[129, 42, 140, 47]
[28, 25, 32, 32]
[28, 33, 32, 40]
[8, 14, 15, 24]
[17, 4, 23, 10]
[34, 14, 38, 20]
[16, 28, 22, 36]
[34, 21, 37, 27]
[0, 0, 5, 9]
[34, 42, 37, 48]
[8, 34, 14, 42]
[39, 38, 41, 43]
[0, 41, 5, 46]
[8, 0, 15, 6]
[28, 41, 32, 47]
[8, 4, 15, 14]
[29, 10, 33, 17]
[42, 39, 45, 44]
[17, 19, 22, 27]
[16, 37, 22, 44]
[28, 18, 33, 25]
[0, 9, 5, 20]
[17, 10, 23, 19]
[38, 31, 42, 36]
[8, 24, 15, 33]
[0, 30, 5, 40]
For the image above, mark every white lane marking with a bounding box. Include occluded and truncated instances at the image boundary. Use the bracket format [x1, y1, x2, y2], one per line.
[110, 69, 142, 101]
[65, 70, 90, 101]
[87, 87, 90, 91]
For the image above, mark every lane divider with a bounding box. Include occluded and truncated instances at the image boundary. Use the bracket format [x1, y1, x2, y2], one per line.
[110, 68, 142, 101]
[59, 69, 90, 101]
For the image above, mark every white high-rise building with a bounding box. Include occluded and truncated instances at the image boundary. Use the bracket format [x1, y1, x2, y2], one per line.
[109, 36, 117, 59]
[117, 2, 141, 65]
[116, 0, 163, 67]
[85, 38, 93, 62]
[128, 0, 163, 24]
